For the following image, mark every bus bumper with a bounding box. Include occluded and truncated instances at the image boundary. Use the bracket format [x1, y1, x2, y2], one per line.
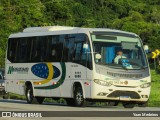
[90, 82, 150, 102]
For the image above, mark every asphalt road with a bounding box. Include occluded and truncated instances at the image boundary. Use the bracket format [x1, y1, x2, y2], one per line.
[0, 99, 159, 120]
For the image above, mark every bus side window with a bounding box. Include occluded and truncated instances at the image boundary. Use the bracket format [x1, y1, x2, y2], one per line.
[63, 35, 75, 62]
[63, 37, 69, 62]
[31, 37, 40, 62]
[16, 38, 32, 62]
[74, 42, 83, 61]
[85, 40, 92, 69]
[7, 38, 19, 62]
[0, 74, 2, 80]
[31, 37, 47, 62]
[72, 34, 92, 69]
[46, 35, 63, 62]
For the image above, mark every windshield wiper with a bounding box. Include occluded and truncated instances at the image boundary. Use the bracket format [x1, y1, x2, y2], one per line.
[121, 65, 130, 70]
[128, 61, 146, 70]
[97, 62, 129, 70]
[96, 62, 146, 70]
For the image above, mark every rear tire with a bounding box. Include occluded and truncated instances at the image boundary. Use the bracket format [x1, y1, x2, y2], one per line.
[74, 87, 87, 107]
[25, 84, 44, 104]
[122, 102, 135, 108]
[26, 84, 34, 104]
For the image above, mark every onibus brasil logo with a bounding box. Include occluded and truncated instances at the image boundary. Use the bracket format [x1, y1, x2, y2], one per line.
[7, 66, 29, 74]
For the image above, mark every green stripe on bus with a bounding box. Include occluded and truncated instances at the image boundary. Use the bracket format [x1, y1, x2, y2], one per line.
[34, 62, 66, 89]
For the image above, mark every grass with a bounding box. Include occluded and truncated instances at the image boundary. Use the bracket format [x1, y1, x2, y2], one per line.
[148, 70, 160, 107]
[4, 69, 160, 107]
[8, 93, 66, 104]
[8, 93, 25, 100]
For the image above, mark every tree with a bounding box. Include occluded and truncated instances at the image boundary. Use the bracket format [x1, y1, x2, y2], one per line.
[1, 0, 160, 66]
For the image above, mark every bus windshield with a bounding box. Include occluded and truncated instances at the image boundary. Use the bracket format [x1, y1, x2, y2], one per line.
[92, 33, 148, 70]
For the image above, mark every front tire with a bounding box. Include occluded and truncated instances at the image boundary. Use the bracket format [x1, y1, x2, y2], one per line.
[74, 87, 87, 107]
[122, 102, 135, 108]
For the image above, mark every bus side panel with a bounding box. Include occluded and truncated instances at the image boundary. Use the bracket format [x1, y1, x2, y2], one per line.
[18, 80, 25, 95]
[59, 63, 71, 98]
[34, 89, 49, 97]
[84, 68, 93, 98]
[32, 78, 61, 97]
[5, 79, 25, 95]
[33, 63, 62, 97]
[5, 80, 14, 93]
[60, 63, 92, 98]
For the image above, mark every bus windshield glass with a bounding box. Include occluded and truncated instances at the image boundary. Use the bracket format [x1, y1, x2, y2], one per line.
[91, 32, 148, 70]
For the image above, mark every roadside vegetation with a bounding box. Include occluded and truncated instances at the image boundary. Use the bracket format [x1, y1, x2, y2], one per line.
[1, 0, 160, 67]
[148, 70, 160, 107]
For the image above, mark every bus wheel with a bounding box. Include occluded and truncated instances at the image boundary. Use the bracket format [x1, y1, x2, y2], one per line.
[122, 102, 135, 108]
[35, 97, 45, 104]
[65, 98, 75, 106]
[74, 87, 87, 107]
[26, 85, 34, 104]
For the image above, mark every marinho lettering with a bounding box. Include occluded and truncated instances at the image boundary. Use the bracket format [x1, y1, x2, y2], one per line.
[8, 66, 29, 74]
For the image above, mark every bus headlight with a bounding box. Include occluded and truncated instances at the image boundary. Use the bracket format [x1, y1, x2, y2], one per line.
[94, 79, 112, 86]
[140, 82, 151, 88]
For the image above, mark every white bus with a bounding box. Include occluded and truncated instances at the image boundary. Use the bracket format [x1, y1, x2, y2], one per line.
[5, 26, 151, 108]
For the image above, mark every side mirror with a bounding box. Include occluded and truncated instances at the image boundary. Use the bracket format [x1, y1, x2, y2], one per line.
[143, 45, 149, 54]
[82, 43, 88, 54]
[95, 54, 101, 60]
[83, 43, 88, 49]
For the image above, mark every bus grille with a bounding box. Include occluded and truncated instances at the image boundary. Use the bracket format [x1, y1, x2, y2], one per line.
[107, 90, 140, 99]
[107, 72, 142, 78]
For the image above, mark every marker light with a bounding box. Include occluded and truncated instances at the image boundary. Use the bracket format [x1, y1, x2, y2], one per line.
[52, 82, 57, 85]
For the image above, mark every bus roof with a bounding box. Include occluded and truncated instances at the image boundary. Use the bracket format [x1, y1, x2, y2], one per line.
[23, 26, 78, 32]
[9, 26, 138, 38]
